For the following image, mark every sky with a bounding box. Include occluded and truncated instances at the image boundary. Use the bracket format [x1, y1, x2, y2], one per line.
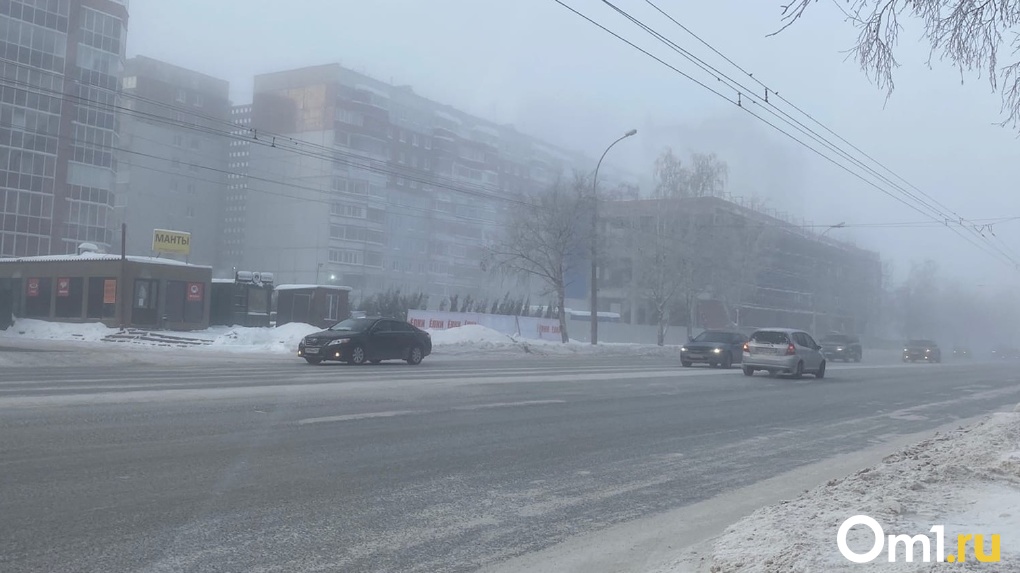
[125, 0, 1020, 290]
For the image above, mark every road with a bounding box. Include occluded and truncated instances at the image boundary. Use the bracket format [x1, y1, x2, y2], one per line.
[2, 351, 1018, 573]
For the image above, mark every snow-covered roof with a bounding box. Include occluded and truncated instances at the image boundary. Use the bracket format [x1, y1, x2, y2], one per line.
[212, 278, 235, 283]
[274, 284, 353, 292]
[0, 253, 212, 269]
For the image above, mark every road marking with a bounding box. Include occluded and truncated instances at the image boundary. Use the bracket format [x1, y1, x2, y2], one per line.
[297, 410, 418, 425]
[453, 400, 567, 411]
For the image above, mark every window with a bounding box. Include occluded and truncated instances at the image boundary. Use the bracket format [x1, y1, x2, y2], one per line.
[175, 89, 186, 103]
[412, 134, 419, 146]
[326, 293, 340, 321]
[173, 134, 183, 146]
[193, 94, 203, 107]
[424, 138, 431, 149]
[133, 279, 158, 309]
[399, 130, 406, 143]
[122, 76, 136, 89]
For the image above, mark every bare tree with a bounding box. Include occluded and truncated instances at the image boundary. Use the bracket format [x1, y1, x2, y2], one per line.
[774, 0, 1020, 128]
[627, 148, 731, 344]
[482, 174, 589, 343]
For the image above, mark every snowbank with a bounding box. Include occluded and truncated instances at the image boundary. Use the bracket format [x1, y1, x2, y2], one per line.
[0, 318, 116, 343]
[427, 324, 682, 357]
[654, 404, 1020, 572]
[205, 322, 321, 353]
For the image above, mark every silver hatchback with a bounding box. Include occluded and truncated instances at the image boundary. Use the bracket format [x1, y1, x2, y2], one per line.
[742, 328, 826, 378]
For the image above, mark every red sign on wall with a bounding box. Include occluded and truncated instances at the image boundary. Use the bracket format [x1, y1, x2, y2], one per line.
[57, 278, 70, 297]
[26, 278, 39, 297]
[186, 282, 203, 302]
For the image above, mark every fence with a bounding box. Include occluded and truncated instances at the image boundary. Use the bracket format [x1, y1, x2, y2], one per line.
[406, 310, 563, 341]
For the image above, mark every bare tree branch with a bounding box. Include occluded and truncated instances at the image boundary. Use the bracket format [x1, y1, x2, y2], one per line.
[775, 0, 1020, 128]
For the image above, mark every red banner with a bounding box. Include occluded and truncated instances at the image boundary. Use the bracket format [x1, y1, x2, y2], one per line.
[57, 278, 70, 297]
[103, 279, 117, 304]
[186, 282, 203, 302]
[26, 278, 39, 297]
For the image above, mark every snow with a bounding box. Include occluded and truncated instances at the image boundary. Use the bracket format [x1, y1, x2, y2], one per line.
[427, 324, 682, 357]
[274, 284, 353, 292]
[652, 406, 1020, 573]
[0, 318, 117, 342]
[205, 322, 321, 353]
[0, 253, 211, 268]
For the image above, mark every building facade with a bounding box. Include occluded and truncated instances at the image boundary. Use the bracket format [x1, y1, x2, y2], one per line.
[231, 63, 589, 303]
[218, 103, 251, 275]
[114, 55, 230, 265]
[1, 0, 129, 257]
[599, 196, 883, 336]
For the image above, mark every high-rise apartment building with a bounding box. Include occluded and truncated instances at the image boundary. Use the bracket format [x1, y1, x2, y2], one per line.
[0, 0, 129, 257]
[114, 55, 229, 264]
[218, 103, 250, 273]
[232, 63, 588, 301]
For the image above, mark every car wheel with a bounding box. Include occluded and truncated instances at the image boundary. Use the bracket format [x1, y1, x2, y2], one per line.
[742, 366, 754, 376]
[721, 353, 732, 369]
[304, 356, 322, 365]
[406, 345, 424, 365]
[681, 360, 692, 367]
[815, 360, 826, 379]
[348, 345, 367, 365]
[792, 361, 804, 379]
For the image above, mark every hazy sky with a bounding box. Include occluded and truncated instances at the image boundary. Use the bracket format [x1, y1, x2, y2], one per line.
[127, 0, 1020, 288]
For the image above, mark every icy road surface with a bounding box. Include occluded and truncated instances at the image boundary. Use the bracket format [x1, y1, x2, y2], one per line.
[2, 353, 1019, 572]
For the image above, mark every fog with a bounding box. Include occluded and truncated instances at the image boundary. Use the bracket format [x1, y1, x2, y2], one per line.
[125, 0, 1020, 336]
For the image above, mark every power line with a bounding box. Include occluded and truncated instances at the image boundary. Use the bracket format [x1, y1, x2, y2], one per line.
[549, 0, 1020, 270]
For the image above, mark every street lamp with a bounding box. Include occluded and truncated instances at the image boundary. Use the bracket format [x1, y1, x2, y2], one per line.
[591, 128, 637, 345]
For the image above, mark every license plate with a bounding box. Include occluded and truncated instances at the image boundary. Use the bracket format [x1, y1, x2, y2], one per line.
[304, 347, 320, 354]
[687, 353, 703, 359]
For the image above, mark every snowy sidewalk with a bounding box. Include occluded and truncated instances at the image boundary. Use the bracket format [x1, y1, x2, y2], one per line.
[652, 404, 1020, 572]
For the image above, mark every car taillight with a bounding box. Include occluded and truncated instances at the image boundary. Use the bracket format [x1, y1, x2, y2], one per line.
[786, 343, 796, 355]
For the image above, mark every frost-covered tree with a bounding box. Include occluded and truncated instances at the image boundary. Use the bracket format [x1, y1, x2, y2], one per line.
[483, 175, 590, 343]
[776, 0, 1020, 128]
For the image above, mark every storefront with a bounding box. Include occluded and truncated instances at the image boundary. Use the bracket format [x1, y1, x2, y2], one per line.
[210, 270, 275, 328]
[274, 284, 351, 329]
[0, 254, 212, 331]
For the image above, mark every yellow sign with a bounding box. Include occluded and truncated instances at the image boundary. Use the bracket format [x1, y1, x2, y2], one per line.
[152, 229, 192, 255]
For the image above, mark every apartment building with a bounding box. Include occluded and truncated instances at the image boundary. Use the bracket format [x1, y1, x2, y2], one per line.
[232, 63, 591, 302]
[1, 0, 129, 257]
[114, 56, 230, 265]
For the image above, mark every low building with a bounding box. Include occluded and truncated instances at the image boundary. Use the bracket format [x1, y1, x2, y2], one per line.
[274, 284, 352, 329]
[0, 254, 212, 330]
[209, 271, 275, 327]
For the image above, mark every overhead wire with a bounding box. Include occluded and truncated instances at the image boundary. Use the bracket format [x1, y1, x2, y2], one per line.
[549, 0, 1020, 269]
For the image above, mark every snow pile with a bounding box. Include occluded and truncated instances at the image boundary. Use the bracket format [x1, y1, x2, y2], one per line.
[427, 324, 682, 357]
[654, 406, 1020, 573]
[206, 322, 321, 353]
[0, 318, 116, 342]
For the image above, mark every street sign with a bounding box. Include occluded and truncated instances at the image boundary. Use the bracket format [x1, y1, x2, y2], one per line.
[187, 282, 203, 302]
[152, 229, 191, 255]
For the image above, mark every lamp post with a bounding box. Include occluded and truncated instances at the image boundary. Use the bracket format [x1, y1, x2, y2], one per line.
[590, 129, 637, 345]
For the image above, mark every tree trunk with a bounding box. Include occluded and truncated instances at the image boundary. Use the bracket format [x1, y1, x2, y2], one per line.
[656, 303, 667, 346]
[556, 283, 569, 343]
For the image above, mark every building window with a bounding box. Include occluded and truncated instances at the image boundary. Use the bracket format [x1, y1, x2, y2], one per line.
[424, 138, 431, 149]
[193, 94, 203, 107]
[122, 76, 136, 89]
[399, 130, 406, 143]
[173, 134, 183, 147]
[412, 134, 419, 146]
[175, 89, 186, 103]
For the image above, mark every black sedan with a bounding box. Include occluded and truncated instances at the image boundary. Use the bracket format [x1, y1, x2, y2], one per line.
[680, 330, 747, 368]
[298, 317, 432, 365]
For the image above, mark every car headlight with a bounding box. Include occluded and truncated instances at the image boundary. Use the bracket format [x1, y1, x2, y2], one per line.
[680, 347, 687, 352]
[904, 348, 909, 352]
[925, 348, 931, 353]
[327, 338, 349, 346]
[713, 348, 722, 353]
[836, 347, 844, 351]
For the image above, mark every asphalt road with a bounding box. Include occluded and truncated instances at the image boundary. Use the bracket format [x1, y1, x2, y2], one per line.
[2, 352, 1018, 573]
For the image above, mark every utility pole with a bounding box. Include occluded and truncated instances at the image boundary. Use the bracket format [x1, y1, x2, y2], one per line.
[590, 129, 637, 345]
[119, 223, 127, 330]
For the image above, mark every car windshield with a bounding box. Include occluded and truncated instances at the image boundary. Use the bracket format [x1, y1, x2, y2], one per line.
[907, 339, 936, 347]
[328, 318, 376, 332]
[821, 335, 850, 343]
[750, 331, 789, 344]
[693, 331, 733, 343]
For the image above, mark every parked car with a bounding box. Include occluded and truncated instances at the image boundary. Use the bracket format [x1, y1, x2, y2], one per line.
[992, 345, 1020, 359]
[903, 339, 941, 363]
[680, 330, 747, 368]
[818, 333, 862, 362]
[741, 328, 826, 378]
[297, 316, 432, 365]
[953, 346, 972, 359]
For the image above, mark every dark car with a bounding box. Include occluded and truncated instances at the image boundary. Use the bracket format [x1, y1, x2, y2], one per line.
[681, 330, 747, 368]
[298, 316, 432, 365]
[819, 333, 862, 362]
[992, 345, 1020, 359]
[903, 339, 941, 363]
